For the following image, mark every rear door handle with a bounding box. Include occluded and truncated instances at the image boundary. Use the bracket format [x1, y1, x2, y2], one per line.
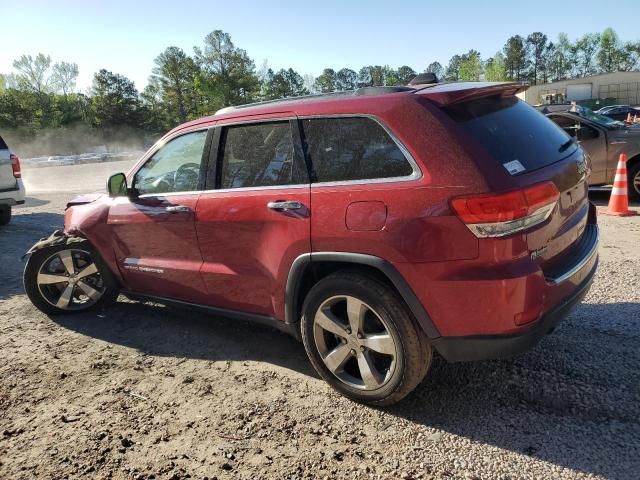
[267, 201, 304, 211]
[165, 205, 192, 213]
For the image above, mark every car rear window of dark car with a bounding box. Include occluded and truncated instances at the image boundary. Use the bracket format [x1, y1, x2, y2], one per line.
[301, 117, 414, 183]
[0, 135, 7, 150]
[444, 96, 576, 174]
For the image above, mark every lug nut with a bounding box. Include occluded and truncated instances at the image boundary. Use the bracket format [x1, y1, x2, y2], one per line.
[346, 328, 351, 334]
[357, 332, 363, 339]
[350, 349, 356, 355]
[360, 346, 365, 352]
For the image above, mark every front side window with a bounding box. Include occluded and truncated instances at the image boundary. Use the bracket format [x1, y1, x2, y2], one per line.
[219, 121, 303, 189]
[301, 117, 414, 183]
[134, 130, 208, 195]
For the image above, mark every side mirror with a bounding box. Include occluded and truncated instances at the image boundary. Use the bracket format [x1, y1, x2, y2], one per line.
[107, 172, 128, 197]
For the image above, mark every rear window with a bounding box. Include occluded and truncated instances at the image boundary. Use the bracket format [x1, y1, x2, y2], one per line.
[0, 135, 7, 150]
[444, 96, 576, 175]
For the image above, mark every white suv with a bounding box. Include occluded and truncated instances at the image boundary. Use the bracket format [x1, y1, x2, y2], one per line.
[0, 134, 25, 225]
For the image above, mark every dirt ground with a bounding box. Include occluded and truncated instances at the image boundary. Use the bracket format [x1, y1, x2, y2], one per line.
[1, 162, 639, 480]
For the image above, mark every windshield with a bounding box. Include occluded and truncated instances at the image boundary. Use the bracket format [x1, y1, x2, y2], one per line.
[570, 105, 625, 129]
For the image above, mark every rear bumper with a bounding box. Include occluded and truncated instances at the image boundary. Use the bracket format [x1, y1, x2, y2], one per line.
[431, 254, 597, 362]
[0, 179, 26, 205]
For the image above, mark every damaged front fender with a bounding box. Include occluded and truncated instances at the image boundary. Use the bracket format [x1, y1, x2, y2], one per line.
[22, 230, 86, 260]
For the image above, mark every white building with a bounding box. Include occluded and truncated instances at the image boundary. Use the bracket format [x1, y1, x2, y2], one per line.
[523, 71, 640, 106]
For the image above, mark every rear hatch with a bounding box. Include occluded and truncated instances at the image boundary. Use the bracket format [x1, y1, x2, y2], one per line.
[0, 135, 17, 190]
[423, 84, 591, 271]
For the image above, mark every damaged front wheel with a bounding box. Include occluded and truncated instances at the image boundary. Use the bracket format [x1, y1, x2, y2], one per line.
[24, 240, 119, 315]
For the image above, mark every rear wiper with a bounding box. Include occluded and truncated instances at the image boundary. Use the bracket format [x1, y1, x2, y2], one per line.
[559, 137, 575, 153]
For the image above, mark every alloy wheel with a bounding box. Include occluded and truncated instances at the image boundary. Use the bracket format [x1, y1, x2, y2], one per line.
[36, 249, 105, 311]
[313, 295, 398, 391]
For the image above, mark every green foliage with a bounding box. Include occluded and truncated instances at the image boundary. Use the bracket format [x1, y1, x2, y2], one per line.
[314, 68, 336, 93]
[2, 27, 640, 157]
[395, 66, 417, 85]
[425, 62, 444, 80]
[335, 68, 357, 91]
[526, 32, 548, 84]
[194, 30, 260, 107]
[264, 68, 308, 99]
[503, 35, 528, 81]
[13, 53, 53, 95]
[484, 53, 506, 81]
[574, 33, 600, 77]
[91, 69, 141, 128]
[458, 50, 482, 81]
[51, 62, 79, 95]
[152, 46, 200, 125]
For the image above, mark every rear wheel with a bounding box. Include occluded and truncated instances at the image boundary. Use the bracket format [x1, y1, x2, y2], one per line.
[0, 205, 11, 225]
[301, 271, 432, 406]
[628, 161, 640, 202]
[24, 241, 118, 315]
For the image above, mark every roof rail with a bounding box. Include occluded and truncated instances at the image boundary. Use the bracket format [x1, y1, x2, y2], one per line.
[214, 86, 416, 115]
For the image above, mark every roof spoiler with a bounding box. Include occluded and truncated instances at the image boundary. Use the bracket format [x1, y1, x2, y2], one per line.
[416, 82, 528, 107]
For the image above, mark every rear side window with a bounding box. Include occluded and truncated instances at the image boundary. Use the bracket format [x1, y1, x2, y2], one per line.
[444, 96, 576, 174]
[0, 135, 8, 150]
[301, 117, 414, 183]
[219, 121, 304, 189]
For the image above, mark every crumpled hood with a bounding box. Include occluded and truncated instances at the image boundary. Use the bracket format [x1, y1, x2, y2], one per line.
[66, 192, 106, 208]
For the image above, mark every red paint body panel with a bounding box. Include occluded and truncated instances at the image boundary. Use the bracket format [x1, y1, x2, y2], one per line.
[107, 195, 207, 303]
[59, 83, 597, 346]
[345, 201, 387, 231]
[195, 186, 311, 319]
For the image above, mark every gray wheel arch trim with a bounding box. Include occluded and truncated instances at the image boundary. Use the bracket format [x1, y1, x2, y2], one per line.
[285, 252, 441, 339]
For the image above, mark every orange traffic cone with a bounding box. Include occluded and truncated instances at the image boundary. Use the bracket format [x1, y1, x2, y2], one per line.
[626, 113, 632, 124]
[602, 154, 637, 216]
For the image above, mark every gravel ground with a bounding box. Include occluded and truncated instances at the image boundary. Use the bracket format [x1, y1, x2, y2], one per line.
[1, 163, 639, 480]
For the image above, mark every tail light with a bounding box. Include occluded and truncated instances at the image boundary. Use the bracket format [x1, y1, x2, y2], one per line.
[450, 182, 560, 238]
[10, 154, 21, 178]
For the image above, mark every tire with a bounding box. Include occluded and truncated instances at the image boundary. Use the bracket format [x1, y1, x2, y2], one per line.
[301, 271, 432, 406]
[0, 205, 11, 225]
[24, 240, 119, 315]
[628, 161, 640, 202]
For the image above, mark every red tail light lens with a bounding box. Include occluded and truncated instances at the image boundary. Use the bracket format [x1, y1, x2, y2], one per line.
[10, 154, 21, 178]
[451, 182, 559, 237]
[523, 182, 560, 211]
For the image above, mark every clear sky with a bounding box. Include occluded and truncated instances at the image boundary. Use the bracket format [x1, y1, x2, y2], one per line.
[1, 0, 637, 92]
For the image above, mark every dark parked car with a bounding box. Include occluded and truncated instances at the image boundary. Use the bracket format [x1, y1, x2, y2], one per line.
[539, 104, 640, 199]
[595, 105, 640, 122]
[24, 82, 598, 405]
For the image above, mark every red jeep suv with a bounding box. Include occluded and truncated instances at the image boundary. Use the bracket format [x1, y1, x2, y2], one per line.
[24, 82, 599, 405]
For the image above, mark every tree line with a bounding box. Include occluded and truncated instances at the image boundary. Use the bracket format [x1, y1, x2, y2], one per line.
[0, 28, 638, 155]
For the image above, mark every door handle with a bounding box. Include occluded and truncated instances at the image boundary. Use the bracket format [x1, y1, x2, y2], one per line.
[165, 205, 192, 213]
[267, 201, 304, 211]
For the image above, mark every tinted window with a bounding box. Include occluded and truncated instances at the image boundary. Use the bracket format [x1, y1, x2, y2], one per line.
[549, 115, 579, 136]
[219, 122, 302, 189]
[0, 135, 7, 150]
[302, 117, 414, 183]
[134, 130, 207, 195]
[445, 97, 576, 174]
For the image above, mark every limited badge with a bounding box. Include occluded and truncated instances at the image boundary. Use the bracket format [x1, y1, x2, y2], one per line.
[503, 159, 526, 175]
